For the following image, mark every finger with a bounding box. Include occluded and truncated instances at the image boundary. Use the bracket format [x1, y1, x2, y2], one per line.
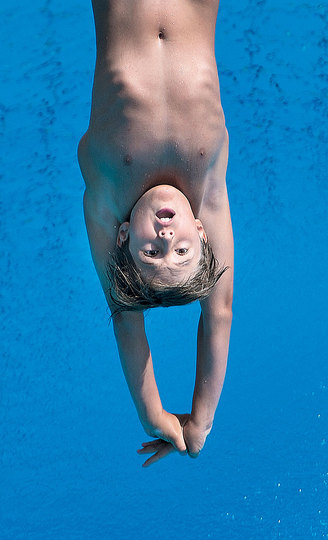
[141, 439, 162, 448]
[172, 438, 187, 454]
[163, 429, 187, 454]
[142, 443, 175, 468]
[137, 439, 165, 454]
[137, 442, 167, 455]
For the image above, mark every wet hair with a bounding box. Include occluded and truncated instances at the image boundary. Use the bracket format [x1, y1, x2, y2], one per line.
[105, 239, 230, 315]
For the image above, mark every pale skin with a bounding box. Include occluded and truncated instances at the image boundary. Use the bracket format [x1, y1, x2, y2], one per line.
[78, 0, 234, 467]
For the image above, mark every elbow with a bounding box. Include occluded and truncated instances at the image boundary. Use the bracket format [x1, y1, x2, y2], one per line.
[201, 307, 233, 329]
[215, 307, 233, 323]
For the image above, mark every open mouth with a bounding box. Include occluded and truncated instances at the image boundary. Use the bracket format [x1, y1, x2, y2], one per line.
[155, 208, 176, 223]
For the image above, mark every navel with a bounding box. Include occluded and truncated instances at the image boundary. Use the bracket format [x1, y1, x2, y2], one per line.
[199, 148, 206, 157]
[158, 28, 165, 40]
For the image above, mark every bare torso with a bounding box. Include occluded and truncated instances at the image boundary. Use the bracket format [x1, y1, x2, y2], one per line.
[78, 0, 227, 221]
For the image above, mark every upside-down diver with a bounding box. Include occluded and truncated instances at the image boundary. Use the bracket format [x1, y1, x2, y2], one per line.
[78, 0, 234, 467]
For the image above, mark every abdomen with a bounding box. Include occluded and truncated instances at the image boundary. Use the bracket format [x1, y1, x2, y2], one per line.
[87, 0, 224, 179]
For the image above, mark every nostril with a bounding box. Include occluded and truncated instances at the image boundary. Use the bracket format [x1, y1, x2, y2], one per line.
[158, 229, 174, 239]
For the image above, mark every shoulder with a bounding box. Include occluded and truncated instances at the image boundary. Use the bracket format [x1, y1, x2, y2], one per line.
[77, 131, 105, 189]
[77, 132, 89, 184]
[78, 131, 104, 190]
[83, 188, 119, 292]
[198, 130, 234, 314]
[78, 132, 119, 250]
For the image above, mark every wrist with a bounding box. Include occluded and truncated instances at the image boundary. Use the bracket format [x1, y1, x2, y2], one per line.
[140, 407, 164, 436]
[189, 412, 213, 434]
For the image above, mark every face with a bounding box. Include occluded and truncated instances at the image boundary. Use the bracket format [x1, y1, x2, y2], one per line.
[117, 185, 207, 283]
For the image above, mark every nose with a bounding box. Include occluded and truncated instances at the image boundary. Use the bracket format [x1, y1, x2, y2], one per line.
[158, 228, 174, 240]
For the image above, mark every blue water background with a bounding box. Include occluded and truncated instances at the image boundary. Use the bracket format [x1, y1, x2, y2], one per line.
[1, 1, 327, 538]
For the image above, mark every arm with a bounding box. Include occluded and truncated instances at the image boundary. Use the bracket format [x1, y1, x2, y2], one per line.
[113, 311, 187, 452]
[112, 311, 184, 447]
[113, 311, 162, 430]
[184, 308, 232, 456]
[184, 132, 234, 456]
[82, 188, 187, 452]
[138, 304, 232, 464]
[138, 132, 234, 464]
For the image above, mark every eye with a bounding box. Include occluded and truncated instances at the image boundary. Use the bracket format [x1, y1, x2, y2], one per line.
[144, 249, 159, 257]
[175, 248, 189, 255]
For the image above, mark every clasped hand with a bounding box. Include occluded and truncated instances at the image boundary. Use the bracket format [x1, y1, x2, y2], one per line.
[137, 410, 211, 467]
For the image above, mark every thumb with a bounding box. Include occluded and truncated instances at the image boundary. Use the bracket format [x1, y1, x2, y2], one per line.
[183, 423, 205, 457]
[171, 431, 187, 454]
[187, 448, 200, 459]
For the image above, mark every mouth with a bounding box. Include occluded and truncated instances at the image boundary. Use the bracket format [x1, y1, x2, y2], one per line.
[155, 208, 176, 225]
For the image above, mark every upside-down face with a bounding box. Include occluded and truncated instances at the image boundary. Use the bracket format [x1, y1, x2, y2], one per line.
[117, 185, 207, 283]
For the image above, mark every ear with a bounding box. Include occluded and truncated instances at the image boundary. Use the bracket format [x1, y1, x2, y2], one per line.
[116, 222, 130, 246]
[195, 219, 207, 243]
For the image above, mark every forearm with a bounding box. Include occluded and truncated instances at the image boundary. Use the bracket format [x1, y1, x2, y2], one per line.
[113, 313, 163, 431]
[191, 310, 233, 429]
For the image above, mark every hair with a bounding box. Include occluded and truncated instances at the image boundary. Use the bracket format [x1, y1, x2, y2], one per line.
[105, 239, 229, 316]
